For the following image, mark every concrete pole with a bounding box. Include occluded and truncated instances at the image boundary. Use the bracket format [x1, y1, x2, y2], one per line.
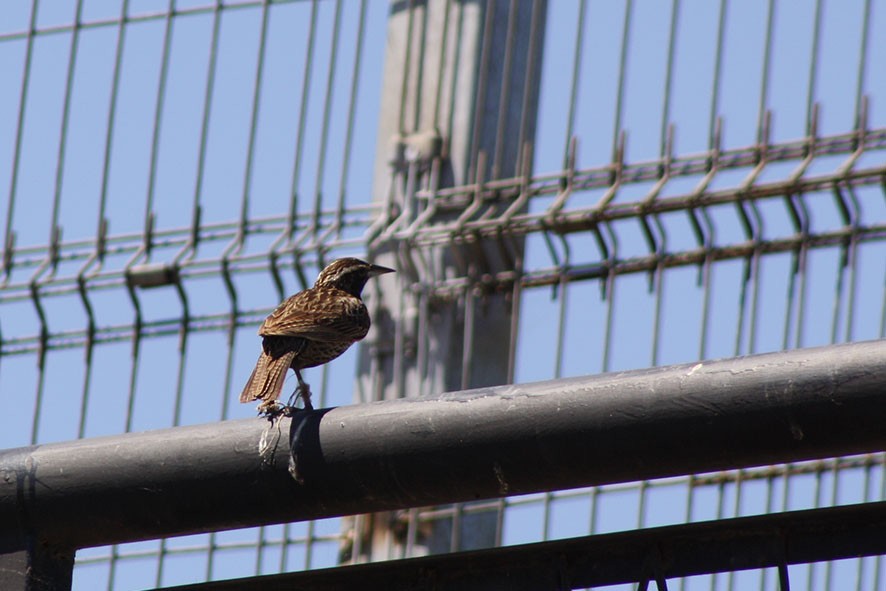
[353, 0, 547, 562]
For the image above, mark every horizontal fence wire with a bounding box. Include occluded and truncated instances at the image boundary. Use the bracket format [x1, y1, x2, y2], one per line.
[0, 124, 883, 356]
[1, 0, 885, 590]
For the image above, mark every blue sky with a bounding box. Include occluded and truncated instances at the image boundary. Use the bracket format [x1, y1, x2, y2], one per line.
[1, 0, 885, 589]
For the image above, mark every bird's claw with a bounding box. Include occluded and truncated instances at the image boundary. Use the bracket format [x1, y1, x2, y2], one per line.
[255, 399, 311, 422]
[256, 400, 285, 420]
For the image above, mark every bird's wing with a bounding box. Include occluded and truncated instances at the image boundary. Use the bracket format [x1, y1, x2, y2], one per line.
[259, 289, 366, 341]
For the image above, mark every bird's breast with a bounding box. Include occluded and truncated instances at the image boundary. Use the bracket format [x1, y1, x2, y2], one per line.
[340, 297, 371, 339]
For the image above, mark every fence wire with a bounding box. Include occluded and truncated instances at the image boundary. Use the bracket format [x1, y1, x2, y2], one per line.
[1, 1, 885, 590]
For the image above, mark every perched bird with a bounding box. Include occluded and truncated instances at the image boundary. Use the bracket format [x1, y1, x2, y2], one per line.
[240, 257, 394, 414]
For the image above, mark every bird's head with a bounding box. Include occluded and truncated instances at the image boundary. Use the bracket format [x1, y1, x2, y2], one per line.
[314, 258, 395, 297]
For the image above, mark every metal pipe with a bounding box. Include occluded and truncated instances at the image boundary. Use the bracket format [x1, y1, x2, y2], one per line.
[159, 500, 886, 591]
[0, 340, 884, 551]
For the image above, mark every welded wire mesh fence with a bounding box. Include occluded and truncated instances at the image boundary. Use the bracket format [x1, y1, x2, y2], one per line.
[1, 0, 885, 590]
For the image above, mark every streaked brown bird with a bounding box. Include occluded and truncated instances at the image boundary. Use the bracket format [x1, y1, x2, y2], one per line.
[240, 257, 394, 413]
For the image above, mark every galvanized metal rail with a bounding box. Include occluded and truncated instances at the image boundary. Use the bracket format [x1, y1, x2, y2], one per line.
[0, 340, 883, 565]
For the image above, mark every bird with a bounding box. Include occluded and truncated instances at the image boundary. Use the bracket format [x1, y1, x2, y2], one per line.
[240, 257, 394, 415]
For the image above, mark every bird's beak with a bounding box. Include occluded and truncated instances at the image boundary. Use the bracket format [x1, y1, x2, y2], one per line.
[368, 264, 396, 277]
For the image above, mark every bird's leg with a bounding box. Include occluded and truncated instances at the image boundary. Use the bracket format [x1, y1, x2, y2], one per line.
[285, 369, 313, 412]
[297, 370, 313, 410]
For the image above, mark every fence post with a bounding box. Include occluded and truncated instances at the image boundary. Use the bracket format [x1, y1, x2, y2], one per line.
[354, 0, 548, 562]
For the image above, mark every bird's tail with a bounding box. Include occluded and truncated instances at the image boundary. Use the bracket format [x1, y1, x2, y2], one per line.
[239, 350, 296, 403]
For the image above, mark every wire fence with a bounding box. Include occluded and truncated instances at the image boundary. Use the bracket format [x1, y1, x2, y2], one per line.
[1, 0, 885, 590]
